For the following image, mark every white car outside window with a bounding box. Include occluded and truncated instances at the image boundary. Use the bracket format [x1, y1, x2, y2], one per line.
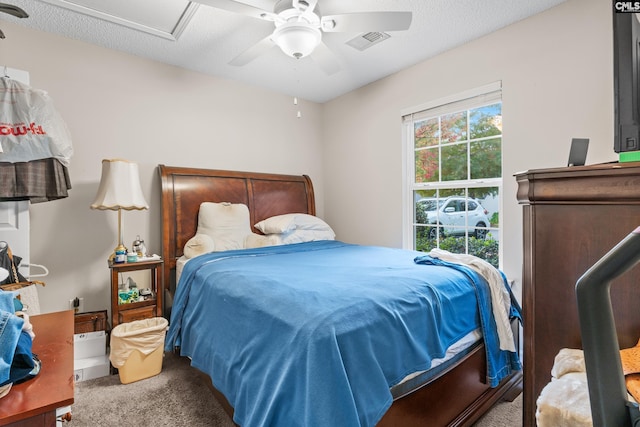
[420, 197, 490, 239]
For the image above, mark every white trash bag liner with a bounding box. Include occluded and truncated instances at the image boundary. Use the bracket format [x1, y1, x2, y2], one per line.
[109, 317, 168, 368]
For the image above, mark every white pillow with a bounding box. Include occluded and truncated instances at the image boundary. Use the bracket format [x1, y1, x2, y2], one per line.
[183, 233, 214, 259]
[254, 213, 334, 236]
[197, 202, 252, 251]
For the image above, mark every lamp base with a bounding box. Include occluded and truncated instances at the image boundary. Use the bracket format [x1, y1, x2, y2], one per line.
[109, 243, 128, 263]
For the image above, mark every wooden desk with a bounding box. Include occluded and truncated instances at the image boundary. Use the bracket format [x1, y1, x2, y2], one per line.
[0, 310, 74, 427]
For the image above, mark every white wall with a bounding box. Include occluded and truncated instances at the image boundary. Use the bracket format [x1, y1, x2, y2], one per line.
[321, 0, 614, 297]
[1, 0, 614, 313]
[2, 21, 325, 314]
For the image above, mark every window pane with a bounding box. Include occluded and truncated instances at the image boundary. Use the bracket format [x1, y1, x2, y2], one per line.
[439, 188, 464, 199]
[414, 190, 444, 248]
[469, 103, 502, 139]
[415, 148, 439, 183]
[414, 187, 501, 267]
[414, 189, 438, 201]
[414, 118, 439, 148]
[441, 143, 467, 181]
[469, 238, 500, 269]
[415, 225, 437, 252]
[441, 111, 467, 143]
[414, 189, 438, 225]
[470, 138, 501, 179]
[467, 186, 500, 269]
[469, 186, 499, 240]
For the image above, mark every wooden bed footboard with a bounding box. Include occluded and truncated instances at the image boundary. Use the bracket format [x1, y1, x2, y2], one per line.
[378, 344, 522, 427]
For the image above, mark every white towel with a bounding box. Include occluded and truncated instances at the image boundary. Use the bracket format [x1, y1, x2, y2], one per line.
[17, 284, 41, 315]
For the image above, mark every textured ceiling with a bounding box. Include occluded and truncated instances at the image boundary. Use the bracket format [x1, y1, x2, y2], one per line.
[2, 0, 567, 103]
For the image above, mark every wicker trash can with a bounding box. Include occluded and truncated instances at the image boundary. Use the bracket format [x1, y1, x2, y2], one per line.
[109, 317, 168, 384]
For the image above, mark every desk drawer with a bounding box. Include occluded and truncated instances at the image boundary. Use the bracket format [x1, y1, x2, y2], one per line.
[74, 310, 108, 334]
[118, 306, 155, 324]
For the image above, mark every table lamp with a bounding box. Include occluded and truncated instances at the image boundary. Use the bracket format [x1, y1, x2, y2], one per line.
[90, 159, 148, 261]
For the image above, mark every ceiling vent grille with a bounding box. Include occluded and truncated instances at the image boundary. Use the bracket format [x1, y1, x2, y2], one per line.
[346, 31, 390, 51]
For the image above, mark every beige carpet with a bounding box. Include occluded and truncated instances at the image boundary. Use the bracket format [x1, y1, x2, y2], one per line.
[72, 352, 234, 427]
[72, 351, 522, 426]
[473, 393, 523, 426]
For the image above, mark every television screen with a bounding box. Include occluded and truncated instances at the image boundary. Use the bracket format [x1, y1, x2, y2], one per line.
[613, 10, 640, 153]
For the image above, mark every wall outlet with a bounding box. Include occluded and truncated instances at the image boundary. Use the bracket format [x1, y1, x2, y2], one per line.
[68, 297, 84, 314]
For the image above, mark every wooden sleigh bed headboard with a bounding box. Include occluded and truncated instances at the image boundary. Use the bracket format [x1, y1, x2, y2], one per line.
[158, 164, 316, 298]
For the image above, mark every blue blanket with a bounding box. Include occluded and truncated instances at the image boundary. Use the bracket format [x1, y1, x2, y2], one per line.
[414, 255, 522, 386]
[166, 241, 519, 427]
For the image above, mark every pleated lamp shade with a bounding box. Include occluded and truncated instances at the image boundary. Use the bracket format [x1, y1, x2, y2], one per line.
[91, 159, 148, 258]
[90, 159, 148, 211]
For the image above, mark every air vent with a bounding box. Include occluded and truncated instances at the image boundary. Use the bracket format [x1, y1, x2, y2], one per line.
[346, 32, 391, 51]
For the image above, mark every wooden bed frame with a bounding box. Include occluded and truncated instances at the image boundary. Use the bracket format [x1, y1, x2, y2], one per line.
[158, 164, 523, 427]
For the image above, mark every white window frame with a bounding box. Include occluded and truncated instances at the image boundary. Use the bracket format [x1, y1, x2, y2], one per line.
[401, 82, 503, 266]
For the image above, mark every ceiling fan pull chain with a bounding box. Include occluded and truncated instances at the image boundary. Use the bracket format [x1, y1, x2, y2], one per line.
[295, 94, 302, 117]
[294, 68, 302, 118]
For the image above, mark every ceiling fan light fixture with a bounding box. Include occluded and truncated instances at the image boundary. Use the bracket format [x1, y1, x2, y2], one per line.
[271, 22, 321, 59]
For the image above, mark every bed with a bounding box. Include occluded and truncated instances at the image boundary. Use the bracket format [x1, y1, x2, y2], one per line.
[158, 164, 523, 427]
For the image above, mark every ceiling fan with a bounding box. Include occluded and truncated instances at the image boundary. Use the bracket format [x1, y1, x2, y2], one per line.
[0, 3, 29, 39]
[195, 0, 412, 75]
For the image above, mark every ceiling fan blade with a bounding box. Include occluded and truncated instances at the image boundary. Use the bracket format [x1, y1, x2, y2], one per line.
[309, 42, 340, 76]
[193, 0, 273, 20]
[0, 3, 29, 18]
[229, 35, 276, 66]
[321, 11, 412, 33]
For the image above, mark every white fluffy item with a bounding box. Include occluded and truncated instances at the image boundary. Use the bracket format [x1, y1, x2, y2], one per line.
[536, 348, 593, 427]
[196, 202, 252, 252]
[183, 234, 214, 259]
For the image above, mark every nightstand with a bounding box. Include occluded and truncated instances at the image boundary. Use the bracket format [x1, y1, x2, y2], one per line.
[109, 259, 163, 328]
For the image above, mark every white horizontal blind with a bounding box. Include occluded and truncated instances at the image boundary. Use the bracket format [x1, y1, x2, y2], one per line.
[402, 82, 502, 125]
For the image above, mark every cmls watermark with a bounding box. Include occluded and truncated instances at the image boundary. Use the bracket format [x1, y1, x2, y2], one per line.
[614, 1, 640, 12]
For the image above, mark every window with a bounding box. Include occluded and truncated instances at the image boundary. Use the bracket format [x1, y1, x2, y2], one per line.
[402, 83, 502, 268]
